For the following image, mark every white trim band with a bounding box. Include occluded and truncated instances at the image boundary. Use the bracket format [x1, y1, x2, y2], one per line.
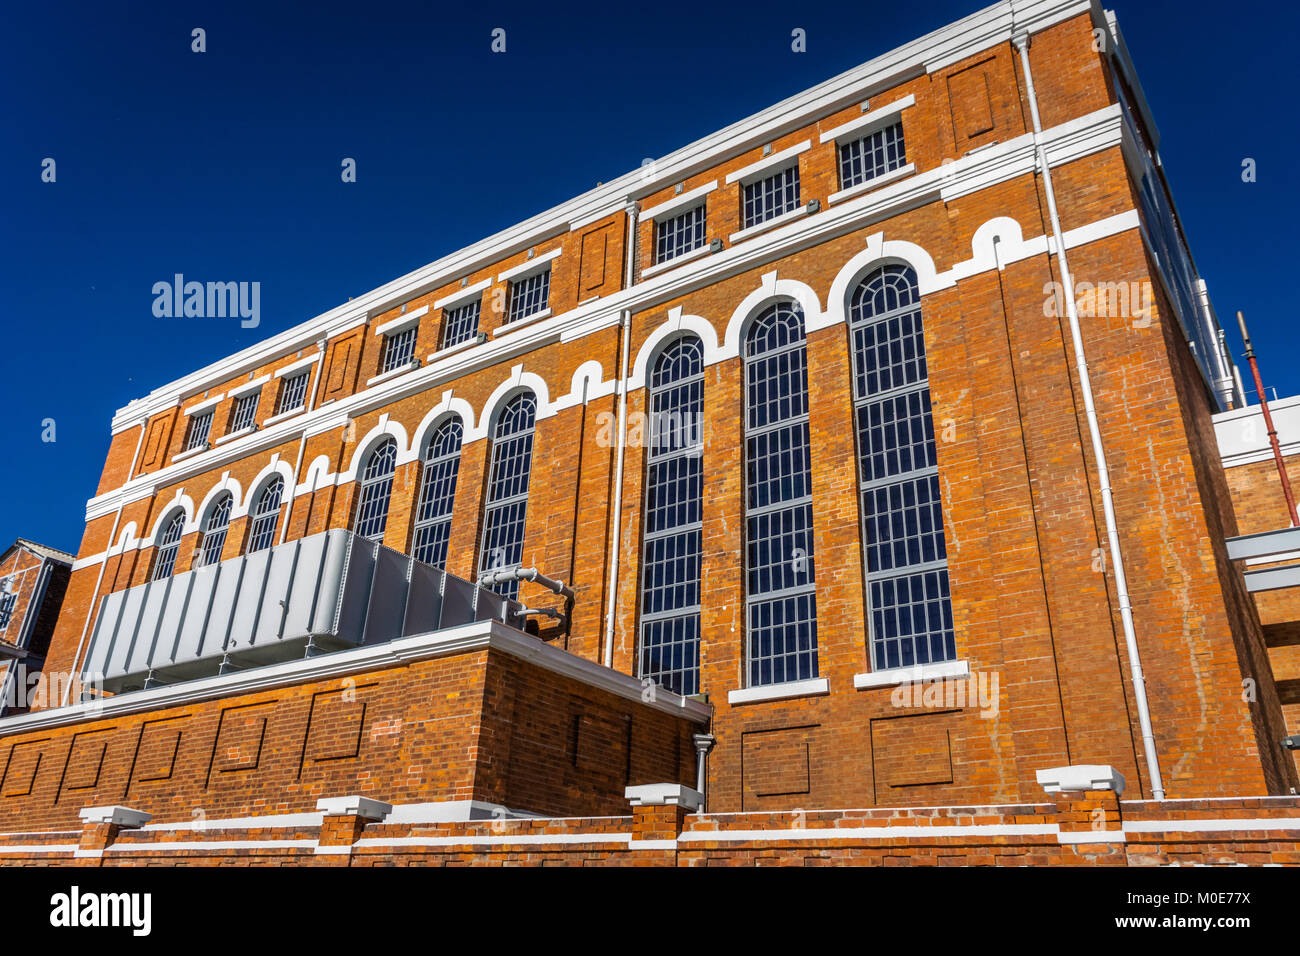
[728, 677, 829, 705]
[725, 140, 811, 185]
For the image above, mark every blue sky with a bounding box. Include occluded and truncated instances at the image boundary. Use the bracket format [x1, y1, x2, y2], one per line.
[1, 0, 1296, 555]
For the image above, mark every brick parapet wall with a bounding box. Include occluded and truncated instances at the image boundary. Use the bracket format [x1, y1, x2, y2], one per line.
[4, 792, 1299, 866]
[0, 640, 700, 832]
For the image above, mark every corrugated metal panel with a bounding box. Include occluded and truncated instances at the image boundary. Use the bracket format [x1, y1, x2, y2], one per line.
[83, 529, 520, 691]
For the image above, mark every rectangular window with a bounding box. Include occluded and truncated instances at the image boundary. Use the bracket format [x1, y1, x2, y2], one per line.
[184, 409, 213, 451]
[277, 370, 310, 415]
[507, 270, 550, 324]
[742, 165, 801, 229]
[229, 390, 260, 433]
[838, 121, 906, 190]
[441, 300, 481, 349]
[380, 326, 417, 374]
[0, 591, 14, 630]
[655, 204, 706, 264]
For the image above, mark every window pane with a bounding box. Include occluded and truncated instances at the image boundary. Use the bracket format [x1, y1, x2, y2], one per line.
[742, 165, 801, 229]
[638, 337, 706, 696]
[278, 371, 309, 414]
[441, 300, 481, 349]
[185, 410, 213, 451]
[152, 513, 185, 580]
[849, 265, 955, 670]
[381, 326, 417, 374]
[198, 494, 232, 567]
[507, 270, 550, 323]
[478, 394, 537, 600]
[640, 616, 700, 697]
[229, 391, 260, 433]
[742, 303, 818, 686]
[248, 476, 284, 553]
[655, 204, 707, 264]
[412, 419, 463, 568]
[355, 439, 397, 542]
[838, 121, 906, 190]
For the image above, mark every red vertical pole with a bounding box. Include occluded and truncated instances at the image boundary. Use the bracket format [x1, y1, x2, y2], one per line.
[1238, 310, 1299, 527]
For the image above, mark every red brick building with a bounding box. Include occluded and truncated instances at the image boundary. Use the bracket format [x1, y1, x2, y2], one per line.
[4, 0, 1300, 866]
[0, 540, 72, 718]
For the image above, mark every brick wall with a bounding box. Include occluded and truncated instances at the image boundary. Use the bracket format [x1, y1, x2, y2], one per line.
[5, 791, 1299, 867]
[0, 639, 699, 832]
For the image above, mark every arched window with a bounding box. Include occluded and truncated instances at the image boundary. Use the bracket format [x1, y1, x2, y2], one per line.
[248, 476, 285, 553]
[197, 493, 233, 567]
[354, 438, 398, 542]
[412, 418, 464, 568]
[152, 511, 186, 580]
[478, 393, 537, 601]
[849, 264, 954, 670]
[639, 336, 705, 696]
[743, 302, 818, 687]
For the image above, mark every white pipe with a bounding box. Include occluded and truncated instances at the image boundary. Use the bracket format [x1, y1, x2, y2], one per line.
[279, 338, 329, 545]
[61, 415, 148, 706]
[1015, 33, 1164, 800]
[602, 201, 639, 667]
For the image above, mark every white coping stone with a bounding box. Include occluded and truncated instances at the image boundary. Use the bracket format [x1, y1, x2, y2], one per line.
[316, 795, 394, 820]
[78, 805, 152, 828]
[625, 784, 704, 811]
[1036, 764, 1126, 796]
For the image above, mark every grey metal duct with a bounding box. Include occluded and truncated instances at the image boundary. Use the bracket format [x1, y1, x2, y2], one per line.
[82, 529, 522, 692]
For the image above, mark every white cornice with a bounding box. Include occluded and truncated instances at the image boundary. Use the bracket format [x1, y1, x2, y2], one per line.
[105, 0, 1100, 434]
[639, 180, 719, 223]
[819, 94, 916, 144]
[273, 355, 318, 379]
[228, 375, 269, 398]
[433, 279, 491, 312]
[0, 620, 712, 735]
[724, 140, 811, 186]
[496, 249, 562, 284]
[181, 393, 223, 416]
[81, 103, 1129, 524]
[374, 305, 428, 337]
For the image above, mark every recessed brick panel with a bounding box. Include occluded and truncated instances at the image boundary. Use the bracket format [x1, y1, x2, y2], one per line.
[60, 732, 110, 793]
[208, 704, 273, 779]
[301, 687, 372, 767]
[871, 712, 956, 795]
[742, 726, 814, 800]
[132, 719, 188, 784]
[1, 740, 48, 798]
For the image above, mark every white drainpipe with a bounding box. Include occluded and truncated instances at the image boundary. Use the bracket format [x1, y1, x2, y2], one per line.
[602, 201, 639, 667]
[1015, 33, 1165, 800]
[61, 414, 149, 706]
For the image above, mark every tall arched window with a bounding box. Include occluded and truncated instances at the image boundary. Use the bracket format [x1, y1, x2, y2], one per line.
[354, 438, 398, 542]
[412, 418, 464, 568]
[248, 476, 284, 553]
[743, 302, 818, 687]
[152, 511, 186, 580]
[639, 337, 705, 696]
[479, 393, 537, 601]
[197, 493, 233, 567]
[849, 264, 955, 670]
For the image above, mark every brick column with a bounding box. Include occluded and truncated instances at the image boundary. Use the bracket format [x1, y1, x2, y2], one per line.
[315, 795, 392, 863]
[1038, 765, 1127, 864]
[625, 784, 701, 862]
[76, 805, 151, 863]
